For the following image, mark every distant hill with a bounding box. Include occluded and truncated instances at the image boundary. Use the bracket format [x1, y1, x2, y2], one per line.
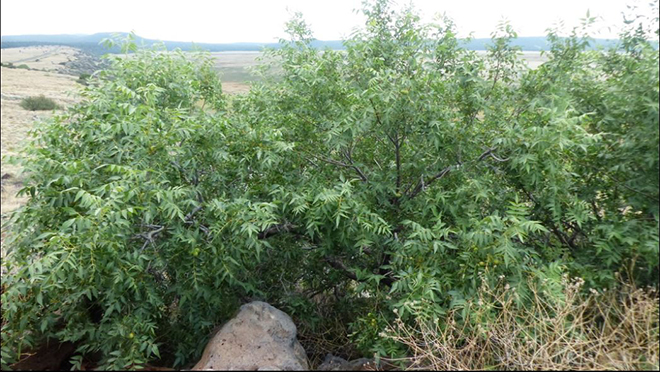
[1, 32, 119, 43]
[0, 32, 639, 55]
[0, 33, 279, 54]
[461, 36, 624, 51]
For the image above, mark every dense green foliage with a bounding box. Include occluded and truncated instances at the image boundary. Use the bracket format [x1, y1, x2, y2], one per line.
[2, 1, 658, 369]
[19, 95, 60, 111]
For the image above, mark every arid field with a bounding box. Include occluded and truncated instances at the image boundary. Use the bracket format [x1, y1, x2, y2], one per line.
[211, 51, 262, 89]
[1, 45, 80, 72]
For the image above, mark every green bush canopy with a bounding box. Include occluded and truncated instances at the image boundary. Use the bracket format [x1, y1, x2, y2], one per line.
[19, 95, 60, 111]
[2, 1, 658, 369]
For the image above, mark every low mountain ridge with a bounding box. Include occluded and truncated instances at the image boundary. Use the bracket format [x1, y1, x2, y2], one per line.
[1, 32, 630, 54]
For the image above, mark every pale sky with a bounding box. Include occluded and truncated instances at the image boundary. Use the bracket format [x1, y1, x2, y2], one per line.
[1, 0, 655, 42]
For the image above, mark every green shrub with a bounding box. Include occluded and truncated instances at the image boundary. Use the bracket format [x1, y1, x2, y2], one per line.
[3, 34, 227, 370]
[16, 64, 30, 69]
[19, 95, 60, 111]
[1, 2, 657, 370]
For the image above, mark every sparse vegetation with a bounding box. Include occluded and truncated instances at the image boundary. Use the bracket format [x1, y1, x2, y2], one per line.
[0, 62, 27, 69]
[1, 1, 657, 370]
[18, 95, 60, 111]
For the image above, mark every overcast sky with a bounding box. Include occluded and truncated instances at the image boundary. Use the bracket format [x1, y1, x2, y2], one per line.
[1, 0, 655, 42]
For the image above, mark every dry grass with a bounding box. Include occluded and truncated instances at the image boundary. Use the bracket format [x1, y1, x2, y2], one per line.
[382, 276, 659, 371]
[1, 46, 80, 72]
[1, 45, 79, 71]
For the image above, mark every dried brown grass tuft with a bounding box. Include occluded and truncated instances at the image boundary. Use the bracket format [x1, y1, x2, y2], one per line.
[381, 276, 659, 370]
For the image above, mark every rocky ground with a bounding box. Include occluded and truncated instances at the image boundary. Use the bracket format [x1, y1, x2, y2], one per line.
[1, 45, 108, 76]
[59, 50, 109, 76]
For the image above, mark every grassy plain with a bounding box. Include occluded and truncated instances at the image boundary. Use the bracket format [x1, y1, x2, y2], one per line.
[210, 51, 264, 94]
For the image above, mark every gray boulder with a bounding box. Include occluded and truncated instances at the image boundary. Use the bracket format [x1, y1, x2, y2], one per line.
[192, 301, 309, 371]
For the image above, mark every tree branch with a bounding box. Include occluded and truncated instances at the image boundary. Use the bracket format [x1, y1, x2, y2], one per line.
[136, 224, 165, 252]
[324, 256, 358, 281]
[184, 205, 203, 222]
[407, 147, 510, 200]
[308, 152, 368, 182]
[394, 134, 401, 194]
[408, 165, 452, 199]
[477, 147, 509, 162]
[342, 149, 369, 182]
[518, 182, 578, 250]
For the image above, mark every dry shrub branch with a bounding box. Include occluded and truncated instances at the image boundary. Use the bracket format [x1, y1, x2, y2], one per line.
[382, 276, 659, 371]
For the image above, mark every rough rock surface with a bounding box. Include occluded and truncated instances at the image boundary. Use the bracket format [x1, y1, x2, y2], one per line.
[317, 354, 375, 371]
[192, 301, 309, 371]
[60, 52, 109, 76]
